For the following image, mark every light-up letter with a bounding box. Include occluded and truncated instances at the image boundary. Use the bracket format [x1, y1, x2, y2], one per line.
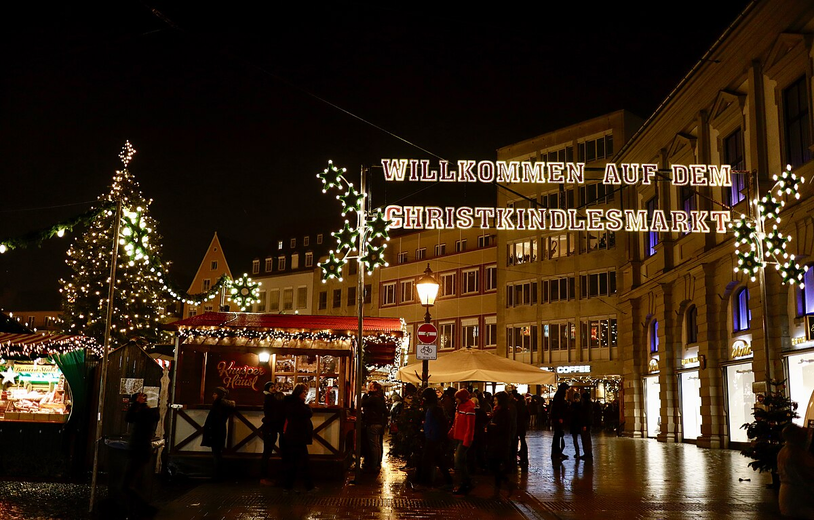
[515, 208, 528, 230]
[425, 207, 444, 229]
[624, 210, 648, 231]
[672, 164, 689, 186]
[549, 209, 567, 230]
[381, 159, 408, 181]
[690, 165, 708, 186]
[403, 206, 424, 229]
[670, 211, 689, 234]
[439, 160, 454, 182]
[566, 163, 585, 184]
[496, 161, 520, 183]
[474, 207, 495, 228]
[708, 165, 732, 187]
[604, 164, 622, 185]
[457, 161, 477, 182]
[478, 161, 495, 183]
[421, 163, 437, 182]
[567, 209, 586, 230]
[409, 159, 423, 181]
[690, 210, 710, 233]
[605, 209, 624, 231]
[651, 210, 670, 232]
[621, 163, 639, 184]
[445, 207, 456, 228]
[527, 209, 546, 230]
[384, 205, 403, 228]
[549, 163, 565, 183]
[494, 208, 516, 230]
[586, 209, 605, 231]
[642, 164, 658, 185]
[455, 207, 474, 229]
[710, 211, 731, 233]
[522, 162, 546, 183]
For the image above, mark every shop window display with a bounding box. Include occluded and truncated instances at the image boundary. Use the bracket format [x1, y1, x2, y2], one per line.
[0, 360, 72, 423]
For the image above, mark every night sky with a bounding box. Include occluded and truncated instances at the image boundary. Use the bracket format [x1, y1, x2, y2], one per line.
[0, 1, 751, 310]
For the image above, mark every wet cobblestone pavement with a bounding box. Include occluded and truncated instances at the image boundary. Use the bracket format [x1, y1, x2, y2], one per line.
[0, 429, 785, 519]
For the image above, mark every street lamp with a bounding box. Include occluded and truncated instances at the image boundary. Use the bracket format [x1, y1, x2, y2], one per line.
[415, 263, 440, 387]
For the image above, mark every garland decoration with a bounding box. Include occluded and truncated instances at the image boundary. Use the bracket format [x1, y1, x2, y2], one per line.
[316, 160, 391, 280]
[0, 203, 116, 254]
[228, 273, 262, 311]
[731, 165, 808, 286]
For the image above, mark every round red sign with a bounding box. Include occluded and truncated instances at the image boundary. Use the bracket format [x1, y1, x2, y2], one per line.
[417, 323, 438, 344]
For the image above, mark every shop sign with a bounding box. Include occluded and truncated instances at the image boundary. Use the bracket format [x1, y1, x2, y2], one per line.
[731, 339, 752, 359]
[681, 356, 700, 368]
[556, 365, 590, 374]
[216, 360, 266, 392]
[648, 358, 660, 373]
[13, 363, 61, 383]
[807, 315, 814, 341]
[381, 159, 732, 232]
[791, 336, 813, 347]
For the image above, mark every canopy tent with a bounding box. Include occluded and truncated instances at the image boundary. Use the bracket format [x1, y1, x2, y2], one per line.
[397, 348, 556, 385]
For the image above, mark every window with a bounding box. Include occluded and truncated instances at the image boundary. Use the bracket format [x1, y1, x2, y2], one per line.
[278, 240, 283, 250]
[506, 280, 537, 307]
[485, 265, 497, 292]
[686, 306, 698, 344]
[579, 270, 617, 298]
[650, 320, 659, 353]
[347, 286, 356, 306]
[734, 287, 751, 332]
[257, 291, 267, 312]
[439, 322, 456, 350]
[283, 288, 293, 310]
[441, 272, 456, 297]
[203, 305, 213, 313]
[579, 182, 613, 207]
[724, 129, 746, 206]
[584, 230, 616, 253]
[317, 234, 323, 244]
[540, 188, 575, 210]
[416, 248, 426, 260]
[26, 316, 35, 328]
[543, 322, 575, 351]
[278, 256, 286, 271]
[265, 257, 273, 272]
[541, 276, 576, 303]
[478, 235, 495, 248]
[797, 267, 814, 316]
[398, 251, 408, 264]
[297, 287, 307, 308]
[318, 291, 327, 310]
[484, 316, 497, 348]
[364, 284, 372, 304]
[507, 238, 538, 266]
[455, 239, 467, 252]
[784, 76, 812, 168]
[290, 238, 297, 248]
[680, 186, 696, 235]
[435, 243, 446, 256]
[202, 278, 211, 292]
[577, 135, 612, 162]
[645, 197, 659, 257]
[462, 269, 479, 294]
[332, 289, 341, 308]
[291, 253, 299, 270]
[348, 261, 358, 276]
[304, 236, 310, 246]
[270, 289, 280, 311]
[305, 252, 313, 268]
[507, 325, 538, 362]
[252, 259, 260, 274]
[544, 233, 574, 259]
[382, 283, 396, 305]
[210, 261, 218, 270]
[461, 318, 479, 349]
[400, 280, 414, 303]
[580, 317, 618, 349]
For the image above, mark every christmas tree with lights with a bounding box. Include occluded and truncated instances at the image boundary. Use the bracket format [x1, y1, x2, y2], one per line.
[59, 142, 171, 344]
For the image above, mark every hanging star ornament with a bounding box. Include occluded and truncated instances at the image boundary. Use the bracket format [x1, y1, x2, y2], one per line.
[317, 160, 346, 193]
[338, 185, 365, 216]
[319, 251, 345, 281]
[734, 248, 762, 281]
[756, 195, 784, 221]
[367, 211, 392, 241]
[228, 273, 261, 311]
[361, 243, 388, 273]
[119, 141, 137, 167]
[730, 216, 755, 245]
[1, 367, 18, 385]
[763, 227, 790, 258]
[332, 221, 359, 251]
[773, 164, 804, 199]
[777, 257, 807, 287]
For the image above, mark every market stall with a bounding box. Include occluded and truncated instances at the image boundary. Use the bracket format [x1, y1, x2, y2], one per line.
[163, 312, 404, 477]
[0, 332, 101, 476]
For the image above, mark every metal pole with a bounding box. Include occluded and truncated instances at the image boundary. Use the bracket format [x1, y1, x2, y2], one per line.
[353, 166, 366, 483]
[421, 308, 431, 388]
[751, 170, 773, 383]
[89, 199, 122, 512]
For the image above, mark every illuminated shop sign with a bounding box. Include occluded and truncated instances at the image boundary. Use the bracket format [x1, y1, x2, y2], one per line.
[731, 339, 753, 359]
[648, 358, 660, 373]
[216, 360, 266, 392]
[791, 336, 813, 347]
[555, 365, 591, 374]
[681, 357, 700, 367]
[382, 159, 733, 232]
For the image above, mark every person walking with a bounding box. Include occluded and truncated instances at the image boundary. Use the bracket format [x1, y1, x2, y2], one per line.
[415, 387, 452, 489]
[281, 383, 315, 492]
[361, 381, 388, 471]
[201, 387, 235, 481]
[578, 391, 594, 460]
[487, 391, 513, 492]
[777, 423, 814, 519]
[550, 383, 569, 461]
[260, 381, 285, 485]
[122, 391, 159, 516]
[512, 389, 529, 468]
[448, 388, 476, 495]
[569, 393, 583, 459]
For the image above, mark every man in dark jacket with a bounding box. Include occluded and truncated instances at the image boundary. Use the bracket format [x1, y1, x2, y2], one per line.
[123, 392, 159, 515]
[511, 389, 529, 468]
[361, 381, 388, 471]
[260, 381, 285, 484]
[281, 383, 315, 491]
[202, 387, 235, 481]
[550, 383, 569, 461]
[415, 387, 452, 489]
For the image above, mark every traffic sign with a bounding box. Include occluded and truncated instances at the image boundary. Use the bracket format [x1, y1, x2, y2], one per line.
[416, 343, 437, 361]
[417, 323, 438, 344]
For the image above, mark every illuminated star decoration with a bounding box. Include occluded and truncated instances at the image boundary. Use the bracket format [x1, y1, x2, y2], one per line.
[763, 227, 790, 258]
[333, 221, 359, 251]
[361, 243, 388, 274]
[338, 185, 365, 216]
[119, 207, 151, 266]
[756, 195, 783, 221]
[316, 160, 345, 192]
[367, 211, 392, 241]
[1, 367, 18, 385]
[228, 273, 261, 311]
[735, 248, 762, 282]
[320, 251, 345, 281]
[730, 215, 754, 244]
[778, 257, 808, 287]
[773, 164, 805, 200]
[119, 141, 137, 167]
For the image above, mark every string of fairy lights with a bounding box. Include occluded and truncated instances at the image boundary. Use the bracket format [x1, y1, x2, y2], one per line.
[316, 161, 392, 281]
[0, 335, 103, 359]
[730, 165, 808, 286]
[177, 327, 403, 347]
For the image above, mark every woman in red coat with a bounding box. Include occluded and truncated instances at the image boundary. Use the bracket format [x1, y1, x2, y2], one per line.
[448, 389, 476, 495]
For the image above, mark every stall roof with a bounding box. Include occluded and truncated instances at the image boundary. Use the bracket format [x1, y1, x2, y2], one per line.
[0, 332, 101, 358]
[163, 312, 404, 335]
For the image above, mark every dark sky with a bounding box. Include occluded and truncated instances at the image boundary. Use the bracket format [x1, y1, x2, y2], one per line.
[0, 1, 751, 310]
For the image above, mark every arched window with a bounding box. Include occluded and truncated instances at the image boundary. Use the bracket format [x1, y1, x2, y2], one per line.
[733, 287, 751, 332]
[686, 306, 698, 344]
[650, 319, 659, 353]
[797, 267, 814, 316]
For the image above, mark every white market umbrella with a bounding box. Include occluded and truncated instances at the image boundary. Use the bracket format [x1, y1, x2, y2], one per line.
[397, 348, 556, 385]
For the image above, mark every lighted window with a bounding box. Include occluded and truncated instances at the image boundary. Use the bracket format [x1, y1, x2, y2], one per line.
[461, 318, 479, 349]
[439, 322, 456, 350]
[291, 254, 299, 270]
[542, 322, 574, 352]
[484, 316, 497, 348]
[507, 238, 538, 265]
[579, 318, 617, 349]
[507, 324, 538, 362]
[545, 234, 573, 259]
[278, 240, 283, 250]
[783, 76, 812, 168]
[382, 283, 396, 306]
[734, 287, 751, 332]
[650, 320, 659, 353]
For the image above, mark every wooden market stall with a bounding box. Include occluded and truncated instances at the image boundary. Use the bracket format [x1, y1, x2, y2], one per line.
[162, 312, 404, 477]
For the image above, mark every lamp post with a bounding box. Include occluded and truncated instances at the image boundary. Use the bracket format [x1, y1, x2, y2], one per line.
[415, 263, 440, 388]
